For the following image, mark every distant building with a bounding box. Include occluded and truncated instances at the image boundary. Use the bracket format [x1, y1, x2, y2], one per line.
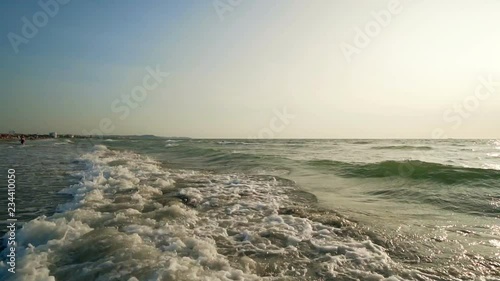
[49, 132, 58, 138]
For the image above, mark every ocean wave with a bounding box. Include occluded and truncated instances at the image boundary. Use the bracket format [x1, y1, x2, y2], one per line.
[216, 141, 253, 145]
[54, 140, 76, 145]
[371, 145, 433, 151]
[307, 159, 500, 184]
[93, 144, 108, 151]
[165, 145, 266, 164]
[165, 139, 183, 143]
[351, 141, 372, 144]
[166, 145, 222, 157]
[1, 145, 435, 281]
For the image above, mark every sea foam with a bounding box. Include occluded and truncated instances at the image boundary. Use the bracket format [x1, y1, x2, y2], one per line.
[0, 145, 441, 280]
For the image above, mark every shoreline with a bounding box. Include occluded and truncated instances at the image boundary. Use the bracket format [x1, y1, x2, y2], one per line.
[0, 137, 62, 142]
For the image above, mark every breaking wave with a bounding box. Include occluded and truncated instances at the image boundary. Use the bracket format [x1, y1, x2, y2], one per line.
[371, 146, 433, 151]
[0, 145, 441, 281]
[307, 159, 500, 185]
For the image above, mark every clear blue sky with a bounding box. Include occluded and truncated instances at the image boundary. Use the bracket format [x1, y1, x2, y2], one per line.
[2, 0, 500, 138]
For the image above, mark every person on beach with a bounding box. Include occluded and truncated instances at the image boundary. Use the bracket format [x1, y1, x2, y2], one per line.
[20, 135, 26, 145]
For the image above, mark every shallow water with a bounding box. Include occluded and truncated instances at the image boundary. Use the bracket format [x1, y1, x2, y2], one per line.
[0, 138, 499, 280]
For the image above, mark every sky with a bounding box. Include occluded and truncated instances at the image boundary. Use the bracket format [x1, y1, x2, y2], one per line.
[1, 0, 500, 138]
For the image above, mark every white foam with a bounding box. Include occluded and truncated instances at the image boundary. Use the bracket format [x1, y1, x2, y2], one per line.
[490, 239, 500, 248]
[92, 144, 108, 151]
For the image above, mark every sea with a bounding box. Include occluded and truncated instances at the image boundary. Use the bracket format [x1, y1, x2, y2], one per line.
[0, 138, 499, 281]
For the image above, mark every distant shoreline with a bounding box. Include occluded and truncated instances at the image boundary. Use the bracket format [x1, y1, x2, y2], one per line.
[0, 134, 190, 141]
[0, 134, 76, 142]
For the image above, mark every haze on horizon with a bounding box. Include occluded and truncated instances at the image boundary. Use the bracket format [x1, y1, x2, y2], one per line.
[1, 0, 500, 139]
